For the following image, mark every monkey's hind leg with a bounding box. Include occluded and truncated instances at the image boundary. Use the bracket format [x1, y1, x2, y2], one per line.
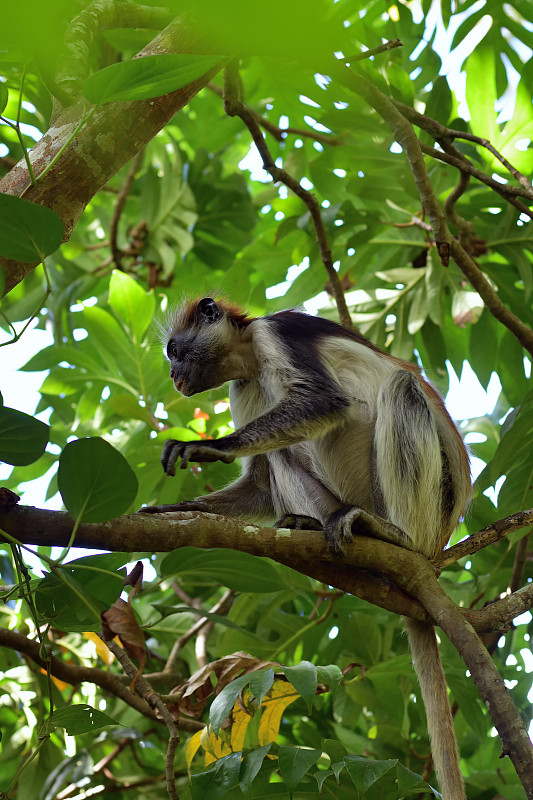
[324, 506, 415, 558]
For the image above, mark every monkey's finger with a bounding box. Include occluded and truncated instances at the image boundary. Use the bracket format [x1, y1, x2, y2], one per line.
[165, 442, 184, 476]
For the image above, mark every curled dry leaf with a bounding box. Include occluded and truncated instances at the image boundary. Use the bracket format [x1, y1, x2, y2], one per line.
[168, 651, 277, 720]
[101, 597, 146, 689]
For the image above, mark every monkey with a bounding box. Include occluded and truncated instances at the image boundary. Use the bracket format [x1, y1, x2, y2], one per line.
[141, 296, 471, 799]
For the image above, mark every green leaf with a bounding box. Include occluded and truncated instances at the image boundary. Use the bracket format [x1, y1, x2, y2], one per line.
[0, 83, 8, 114]
[190, 752, 241, 800]
[160, 547, 287, 593]
[239, 744, 272, 794]
[278, 746, 320, 799]
[57, 437, 138, 523]
[317, 664, 342, 693]
[465, 47, 499, 145]
[150, 603, 244, 632]
[51, 704, 120, 734]
[209, 674, 252, 735]
[283, 661, 317, 713]
[0, 194, 64, 262]
[108, 270, 156, 340]
[344, 755, 397, 793]
[83, 54, 222, 104]
[248, 668, 274, 706]
[0, 406, 49, 466]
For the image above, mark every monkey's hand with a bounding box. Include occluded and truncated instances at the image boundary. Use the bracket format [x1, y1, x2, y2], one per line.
[324, 506, 415, 558]
[138, 500, 210, 515]
[161, 439, 235, 476]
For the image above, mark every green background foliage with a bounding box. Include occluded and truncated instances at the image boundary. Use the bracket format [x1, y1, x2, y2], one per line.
[0, 1, 532, 798]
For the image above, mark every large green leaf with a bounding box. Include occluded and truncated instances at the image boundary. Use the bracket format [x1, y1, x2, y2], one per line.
[108, 270, 156, 341]
[160, 547, 287, 593]
[57, 437, 138, 523]
[0, 194, 64, 262]
[0, 406, 49, 466]
[83, 54, 222, 104]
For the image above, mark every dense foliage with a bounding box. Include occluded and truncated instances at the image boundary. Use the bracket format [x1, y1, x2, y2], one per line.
[0, 1, 533, 798]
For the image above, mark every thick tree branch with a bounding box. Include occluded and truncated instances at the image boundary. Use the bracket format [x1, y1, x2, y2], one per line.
[411, 571, 533, 796]
[0, 15, 223, 296]
[56, 1, 174, 102]
[2, 503, 532, 793]
[1, 503, 531, 633]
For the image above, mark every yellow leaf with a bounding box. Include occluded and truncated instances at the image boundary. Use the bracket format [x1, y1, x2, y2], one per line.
[40, 669, 69, 692]
[230, 701, 253, 752]
[185, 730, 203, 773]
[83, 631, 116, 665]
[258, 681, 300, 746]
[203, 730, 232, 765]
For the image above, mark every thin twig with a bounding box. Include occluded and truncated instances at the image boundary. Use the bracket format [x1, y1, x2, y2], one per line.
[106, 639, 181, 800]
[510, 530, 531, 593]
[164, 588, 234, 673]
[222, 61, 353, 330]
[110, 149, 144, 270]
[438, 509, 533, 568]
[393, 98, 533, 198]
[420, 142, 533, 220]
[208, 82, 343, 146]
[334, 62, 533, 356]
[345, 38, 403, 62]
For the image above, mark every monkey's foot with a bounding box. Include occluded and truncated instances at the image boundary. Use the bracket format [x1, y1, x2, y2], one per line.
[275, 514, 323, 531]
[324, 506, 415, 558]
[138, 500, 210, 514]
[162, 439, 235, 475]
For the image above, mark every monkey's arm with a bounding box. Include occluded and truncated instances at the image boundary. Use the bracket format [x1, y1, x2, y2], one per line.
[162, 387, 349, 475]
[140, 455, 275, 520]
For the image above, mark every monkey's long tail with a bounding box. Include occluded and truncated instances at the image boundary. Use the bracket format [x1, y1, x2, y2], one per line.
[405, 618, 465, 800]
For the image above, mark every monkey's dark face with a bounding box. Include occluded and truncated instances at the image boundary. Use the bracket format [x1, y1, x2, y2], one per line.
[166, 332, 225, 396]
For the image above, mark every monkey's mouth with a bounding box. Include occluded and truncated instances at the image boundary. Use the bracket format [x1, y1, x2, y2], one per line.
[174, 378, 189, 395]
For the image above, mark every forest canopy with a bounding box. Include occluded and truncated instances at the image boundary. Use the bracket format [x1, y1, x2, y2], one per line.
[0, 1, 533, 798]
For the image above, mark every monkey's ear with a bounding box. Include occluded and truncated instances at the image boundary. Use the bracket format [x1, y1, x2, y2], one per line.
[197, 297, 221, 322]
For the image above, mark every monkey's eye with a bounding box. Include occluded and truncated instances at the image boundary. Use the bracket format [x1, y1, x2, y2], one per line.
[167, 342, 178, 359]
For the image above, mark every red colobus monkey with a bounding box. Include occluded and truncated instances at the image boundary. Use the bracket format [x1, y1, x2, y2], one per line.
[143, 296, 471, 799]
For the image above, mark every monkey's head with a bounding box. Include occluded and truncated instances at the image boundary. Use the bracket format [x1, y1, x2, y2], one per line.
[165, 297, 255, 396]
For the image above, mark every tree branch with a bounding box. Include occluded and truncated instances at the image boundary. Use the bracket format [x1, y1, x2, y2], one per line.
[3, 502, 532, 793]
[106, 640, 181, 800]
[0, 626, 201, 731]
[438, 509, 533, 568]
[410, 569, 533, 795]
[393, 99, 533, 200]
[222, 61, 353, 331]
[0, 15, 223, 296]
[56, 1, 174, 102]
[208, 82, 343, 146]
[332, 63, 533, 357]
[419, 142, 533, 220]
[345, 38, 403, 63]
[109, 148, 144, 270]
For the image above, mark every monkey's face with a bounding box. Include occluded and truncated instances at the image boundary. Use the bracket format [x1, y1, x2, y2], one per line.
[166, 332, 227, 396]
